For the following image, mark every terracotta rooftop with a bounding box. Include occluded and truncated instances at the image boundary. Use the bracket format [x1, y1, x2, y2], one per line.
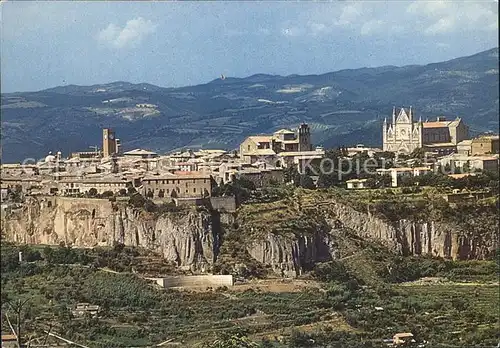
[422, 121, 450, 128]
[278, 150, 325, 157]
[391, 167, 432, 172]
[273, 129, 295, 134]
[246, 149, 276, 156]
[424, 142, 456, 147]
[143, 172, 211, 180]
[248, 136, 272, 144]
[123, 149, 158, 156]
[474, 135, 499, 140]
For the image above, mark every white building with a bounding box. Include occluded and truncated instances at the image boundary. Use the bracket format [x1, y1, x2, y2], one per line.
[377, 167, 432, 187]
[438, 154, 499, 173]
[346, 179, 369, 189]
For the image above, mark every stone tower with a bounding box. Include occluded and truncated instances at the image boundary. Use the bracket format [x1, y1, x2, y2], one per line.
[102, 128, 117, 158]
[298, 123, 312, 151]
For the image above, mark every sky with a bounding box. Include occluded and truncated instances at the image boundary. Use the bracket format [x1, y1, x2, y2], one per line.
[1, 1, 498, 93]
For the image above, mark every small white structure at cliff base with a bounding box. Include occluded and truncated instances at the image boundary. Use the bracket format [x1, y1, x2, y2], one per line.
[146, 275, 234, 289]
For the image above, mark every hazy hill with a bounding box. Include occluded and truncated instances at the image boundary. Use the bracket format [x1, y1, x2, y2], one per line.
[1, 48, 498, 163]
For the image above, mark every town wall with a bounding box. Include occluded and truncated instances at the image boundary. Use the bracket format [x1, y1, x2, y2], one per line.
[209, 196, 237, 212]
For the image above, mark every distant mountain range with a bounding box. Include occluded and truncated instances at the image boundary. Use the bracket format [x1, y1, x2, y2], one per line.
[1, 48, 498, 163]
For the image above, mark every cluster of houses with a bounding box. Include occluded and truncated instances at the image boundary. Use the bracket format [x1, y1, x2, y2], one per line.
[0, 124, 321, 203]
[1, 108, 499, 203]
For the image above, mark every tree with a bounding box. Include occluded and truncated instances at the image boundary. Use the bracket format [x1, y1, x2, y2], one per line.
[118, 188, 127, 196]
[101, 191, 114, 198]
[399, 175, 415, 187]
[129, 193, 146, 208]
[221, 177, 255, 204]
[3, 298, 31, 347]
[325, 147, 343, 160]
[127, 186, 137, 195]
[287, 330, 316, 347]
[203, 330, 259, 348]
[410, 147, 426, 159]
[88, 188, 98, 197]
[8, 185, 23, 202]
[374, 174, 391, 188]
[298, 174, 315, 189]
[317, 173, 337, 188]
[284, 165, 300, 184]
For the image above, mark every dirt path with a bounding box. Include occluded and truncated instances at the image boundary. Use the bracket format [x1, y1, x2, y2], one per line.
[399, 277, 499, 286]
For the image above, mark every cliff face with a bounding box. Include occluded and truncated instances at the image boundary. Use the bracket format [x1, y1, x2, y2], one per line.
[321, 202, 497, 260]
[246, 231, 335, 277]
[1, 197, 217, 272]
[1, 196, 497, 277]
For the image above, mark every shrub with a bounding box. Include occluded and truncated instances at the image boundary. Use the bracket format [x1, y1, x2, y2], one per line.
[128, 194, 146, 208]
[311, 261, 354, 283]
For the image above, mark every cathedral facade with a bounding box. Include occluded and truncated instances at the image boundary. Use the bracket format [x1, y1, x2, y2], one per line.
[382, 107, 469, 154]
[382, 107, 422, 153]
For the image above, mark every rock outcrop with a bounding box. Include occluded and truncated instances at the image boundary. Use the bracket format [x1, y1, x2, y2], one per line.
[1, 196, 497, 277]
[1, 197, 217, 271]
[247, 231, 335, 277]
[320, 202, 497, 260]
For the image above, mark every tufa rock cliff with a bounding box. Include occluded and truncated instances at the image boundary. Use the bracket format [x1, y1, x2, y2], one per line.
[1, 195, 497, 277]
[246, 231, 336, 277]
[319, 201, 497, 260]
[1, 197, 217, 272]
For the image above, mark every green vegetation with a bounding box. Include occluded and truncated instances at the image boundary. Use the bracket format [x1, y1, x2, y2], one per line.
[212, 176, 256, 204]
[2, 237, 498, 347]
[2, 184, 499, 347]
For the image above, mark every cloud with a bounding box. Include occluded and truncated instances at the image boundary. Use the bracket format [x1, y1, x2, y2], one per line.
[280, 2, 400, 38]
[360, 19, 384, 36]
[97, 17, 156, 49]
[406, 1, 497, 35]
[334, 3, 362, 26]
[425, 17, 455, 35]
[436, 42, 451, 49]
[307, 21, 331, 36]
[406, 1, 449, 16]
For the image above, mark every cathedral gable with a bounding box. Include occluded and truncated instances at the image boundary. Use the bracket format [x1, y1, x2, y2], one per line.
[396, 108, 410, 123]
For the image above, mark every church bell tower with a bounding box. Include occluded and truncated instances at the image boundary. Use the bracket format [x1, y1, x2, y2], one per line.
[103, 128, 117, 158]
[298, 123, 312, 151]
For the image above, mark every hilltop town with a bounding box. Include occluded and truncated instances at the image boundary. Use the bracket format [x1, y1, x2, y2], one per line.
[2, 0, 499, 346]
[1, 107, 498, 206]
[1, 105, 499, 347]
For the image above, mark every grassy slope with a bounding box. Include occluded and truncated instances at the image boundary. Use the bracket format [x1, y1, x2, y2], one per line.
[1, 244, 499, 347]
[1, 188, 499, 347]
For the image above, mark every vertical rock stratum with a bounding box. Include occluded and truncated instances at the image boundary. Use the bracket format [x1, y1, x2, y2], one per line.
[1, 196, 496, 276]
